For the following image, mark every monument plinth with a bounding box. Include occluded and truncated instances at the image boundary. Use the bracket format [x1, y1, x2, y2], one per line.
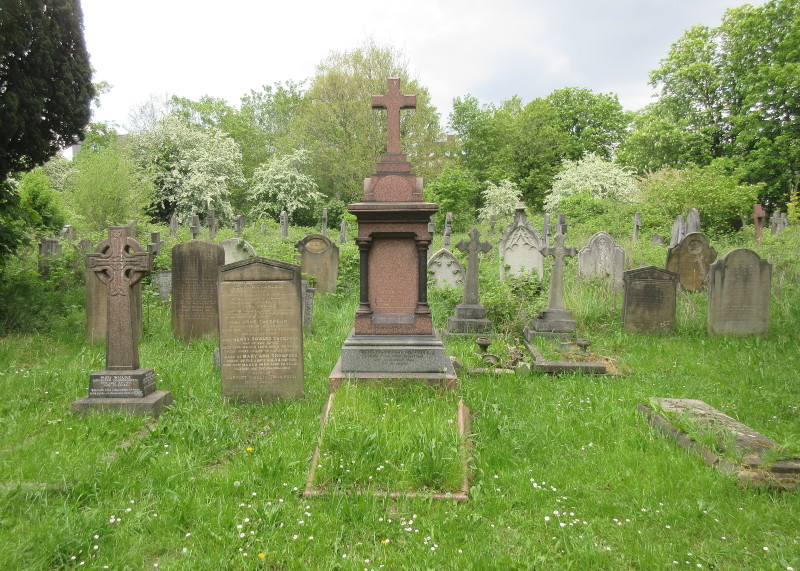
[331, 78, 455, 389]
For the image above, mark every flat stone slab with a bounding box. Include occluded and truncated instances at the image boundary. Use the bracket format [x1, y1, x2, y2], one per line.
[638, 398, 800, 490]
[329, 358, 457, 391]
[71, 390, 173, 418]
[523, 339, 607, 375]
[304, 392, 471, 501]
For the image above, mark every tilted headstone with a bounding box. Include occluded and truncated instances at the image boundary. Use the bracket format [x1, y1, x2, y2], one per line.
[578, 231, 625, 291]
[169, 214, 178, 237]
[280, 210, 288, 239]
[427, 248, 465, 288]
[525, 232, 577, 339]
[38, 237, 62, 274]
[685, 208, 701, 234]
[751, 204, 766, 240]
[321, 208, 328, 237]
[58, 225, 77, 241]
[669, 215, 685, 248]
[218, 257, 304, 402]
[207, 210, 218, 241]
[622, 266, 680, 333]
[707, 249, 771, 336]
[295, 233, 339, 293]
[447, 228, 491, 333]
[147, 231, 164, 256]
[234, 214, 245, 238]
[171, 240, 225, 341]
[666, 232, 717, 292]
[220, 237, 256, 265]
[498, 203, 544, 281]
[542, 213, 551, 245]
[633, 212, 641, 242]
[340, 219, 347, 244]
[72, 227, 172, 416]
[189, 215, 200, 239]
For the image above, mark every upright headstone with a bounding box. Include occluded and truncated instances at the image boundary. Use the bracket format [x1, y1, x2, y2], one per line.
[751, 204, 766, 240]
[578, 231, 625, 290]
[147, 231, 164, 256]
[498, 203, 544, 281]
[525, 232, 577, 339]
[443, 212, 453, 250]
[489, 215, 496, 237]
[38, 237, 62, 274]
[126, 220, 137, 239]
[707, 249, 771, 336]
[190, 215, 200, 240]
[78, 238, 93, 252]
[340, 219, 347, 244]
[428, 214, 435, 234]
[622, 266, 680, 333]
[447, 228, 492, 334]
[171, 240, 225, 341]
[280, 211, 288, 239]
[218, 257, 304, 402]
[669, 215, 685, 247]
[301, 279, 316, 334]
[633, 212, 641, 242]
[780, 212, 789, 231]
[770, 211, 780, 235]
[652, 234, 665, 246]
[260, 221, 266, 235]
[58, 225, 77, 241]
[542, 213, 551, 245]
[333, 78, 453, 386]
[295, 233, 339, 293]
[169, 214, 178, 237]
[220, 237, 256, 265]
[556, 213, 567, 236]
[427, 248, 465, 287]
[685, 208, 701, 234]
[321, 208, 328, 237]
[72, 227, 172, 416]
[234, 214, 245, 238]
[666, 232, 718, 292]
[207, 210, 218, 241]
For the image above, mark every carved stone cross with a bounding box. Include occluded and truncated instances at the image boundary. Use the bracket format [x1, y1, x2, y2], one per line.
[86, 227, 152, 371]
[456, 228, 491, 306]
[541, 232, 576, 311]
[751, 203, 766, 240]
[371, 77, 416, 154]
[207, 209, 218, 241]
[190, 215, 200, 239]
[147, 231, 164, 256]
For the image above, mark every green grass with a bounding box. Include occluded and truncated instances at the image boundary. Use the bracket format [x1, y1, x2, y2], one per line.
[0, 221, 798, 568]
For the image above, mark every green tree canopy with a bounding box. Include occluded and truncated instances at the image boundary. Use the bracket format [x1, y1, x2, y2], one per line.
[248, 149, 323, 226]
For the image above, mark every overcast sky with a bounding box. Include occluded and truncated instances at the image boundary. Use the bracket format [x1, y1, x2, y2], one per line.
[81, 0, 763, 132]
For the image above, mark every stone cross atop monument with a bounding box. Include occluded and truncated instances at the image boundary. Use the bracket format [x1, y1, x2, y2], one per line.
[456, 228, 492, 307]
[86, 227, 152, 370]
[372, 77, 416, 154]
[541, 232, 577, 312]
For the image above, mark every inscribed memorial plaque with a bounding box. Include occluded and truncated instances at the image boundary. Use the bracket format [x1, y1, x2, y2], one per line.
[172, 240, 225, 341]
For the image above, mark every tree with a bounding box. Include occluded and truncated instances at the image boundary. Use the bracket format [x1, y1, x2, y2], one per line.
[286, 40, 443, 204]
[248, 149, 323, 225]
[479, 180, 522, 221]
[15, 167, 67, 233]
[0, 0, 94, 263]
[544, 152, 639, 212]
[130, 116, 244, 223]
[424, 165, 482, 231]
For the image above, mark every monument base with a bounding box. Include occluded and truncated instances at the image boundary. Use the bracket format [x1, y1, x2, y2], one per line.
[88, 368, 156, 398]
[71, 390, 173, 418]
[524, 308, 576, 340]
[446, 303, 491, 335]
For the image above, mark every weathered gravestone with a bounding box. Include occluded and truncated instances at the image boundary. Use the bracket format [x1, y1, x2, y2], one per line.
[332, 78, 453, 387]
[578, 231, 625, 291]
[169, 214, 178, 237]
[171, 240, 225, 341]
[72, 227, 172, 416]
[220, 237, 256, 265]
[301, 279, 316, 334]
[340, 219, 347, 244]
[542, 213, 551, 246]
[427, 248, 464, 287]
[651, 234, 666, 246]
[525, 232, 577, 340]
[58, 225, 76, 241]
[498, 203, 544, 281]
[669, 215, 685, 248]
[633, 212, 641, 242]
[295, 233, 339, 293]
[152, 270, 172, 302]
[38, 237, 62, 275]
[218, 257, 304, 402]
[443, 212, 453, 250]
[321, 208, 328, 237]
[489, 214, 496, 237]
[556, 213, 567, 235]
[189, 215, 200, 239]
[233, 214, 245, 238]
[621, 266, 680, 333]
[207, 210, 218, 241]
[685, 208, 701, 234]
[448, 228, 492, 334]
[280, 210, 289, 239]
[707, 249, 771, 336]
[666, 232, 717, 292]
[751, 204, 767, 240]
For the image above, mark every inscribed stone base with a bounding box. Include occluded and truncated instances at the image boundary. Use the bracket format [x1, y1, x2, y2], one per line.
[71, 391, 172, 418]
[524, 308, 576, 340]
[523, 338, 607, 375]
[89, 368, 156, 398]
[447, 303, 491, 334]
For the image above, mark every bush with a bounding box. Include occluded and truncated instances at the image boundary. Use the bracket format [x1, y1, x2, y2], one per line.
[425, 165, 481, 232]
[479, 179, 522, 221]
[545, 152, 639, 213]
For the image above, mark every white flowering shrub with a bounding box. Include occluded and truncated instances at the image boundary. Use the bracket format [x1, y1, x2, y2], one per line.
[544, 152, 639, 212]
[479, 179, 522, 221]
[248, 150, 324, 225]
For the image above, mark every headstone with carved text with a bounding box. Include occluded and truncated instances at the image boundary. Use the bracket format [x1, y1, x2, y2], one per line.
[707, 249, 771, 335]
[622, 266, 679, 333]
[172, 240, 225, 341]
[666, 232, 717, 292]
[578, 231, 625, 290]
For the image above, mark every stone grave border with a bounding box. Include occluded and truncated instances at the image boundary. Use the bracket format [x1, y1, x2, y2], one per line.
[304, 390, 472, 502]
[522, 337, 608, 375]
[637, 399, 799, 490]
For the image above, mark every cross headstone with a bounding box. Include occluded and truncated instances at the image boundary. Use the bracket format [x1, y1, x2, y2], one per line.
[169, 214, 178, 237]
[207, 210, 218, 241]
[234, 214, 245, 238]
[321, 208, 328, 237]
[147, 231, 164, 256]
[543, 213, 551, 245]
[190, 215, 200, 239]
[340, 219, 347, 245]
[280, 211, 288, 239]
[371, 76, 416, 154]
[447, 228, 491, 333]
[633, 212, 641, 242]
[525, 232, 577, 340]
[751, 204, 766, 240]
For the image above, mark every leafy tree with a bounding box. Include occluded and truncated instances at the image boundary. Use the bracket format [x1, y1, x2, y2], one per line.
[16, 167, 67, 233]
[479, 179, 522, 221]
[286, 40, 443, 203]
[240, 80, 306, 161]
[248, 150, 323, 226]
[0, 0, 94, 263]
[545, 152, 639, 212]
[424, 165, 482, 231]
[130, 116, 244, 223]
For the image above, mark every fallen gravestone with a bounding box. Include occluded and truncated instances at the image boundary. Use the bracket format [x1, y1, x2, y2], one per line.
[172, 240, 225, 341]
[218, 257, 304, 402]
[295, 233, 339, 293]
[447, 228, 492, 334]
[621, 266, 679, 333]
[72, 227, 172, 417]
[220, 237, 256, 265]
[578, 231, 624, 291]
[666, 232, 717, 292]
[707, 248, 771, 336]
[427, 248, 464, 287]
[498, 203, 544, 281]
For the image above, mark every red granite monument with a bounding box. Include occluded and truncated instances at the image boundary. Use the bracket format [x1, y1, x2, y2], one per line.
[330, 78, 455, 389]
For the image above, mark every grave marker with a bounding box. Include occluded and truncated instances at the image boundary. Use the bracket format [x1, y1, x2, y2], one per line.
[190, 215, 200, 239]
[207, 210, 218, 241]
[234, 214, 245, 238]
[666, 232, 717, 292]
[669, 215, 685, 247]
[707, 249, 771, 335]
[525, 232, 577, 339]
[280, 210, 288, 239]
[578, 231, 625, 290]
[171, 240, 225, 341]
[427, 248, 464, 288]
[295, 233, 339, 293]
[751, 204, 766, 240]
[169, 214, 178, 237]
[685, 208, 701, 234]
[633, 212, 641, 242]
[498, 203, 544, 281]
[447, 228, 492, 333]
[556, 213, 567, 235]
[220, 237, 256, 265]
[321, 208, 328, 237]
[622, 266, 679, 333]
[340, 219, 347, 244]
[38, 237, 62, 274]
[147, 231, 164, 256]
[58, 225, 76, 241]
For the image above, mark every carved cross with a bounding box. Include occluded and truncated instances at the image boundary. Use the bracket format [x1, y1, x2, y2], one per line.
[371, 77, 416, 154]
[190, 215, 200, 239]
[86, 227, 152, 370]
[456, 228, 491, 305]
[541, 232, 576, 311]
[147, 231, 164, 256]
[751, 203, 766, 240]
[207, 209, 218, 240]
